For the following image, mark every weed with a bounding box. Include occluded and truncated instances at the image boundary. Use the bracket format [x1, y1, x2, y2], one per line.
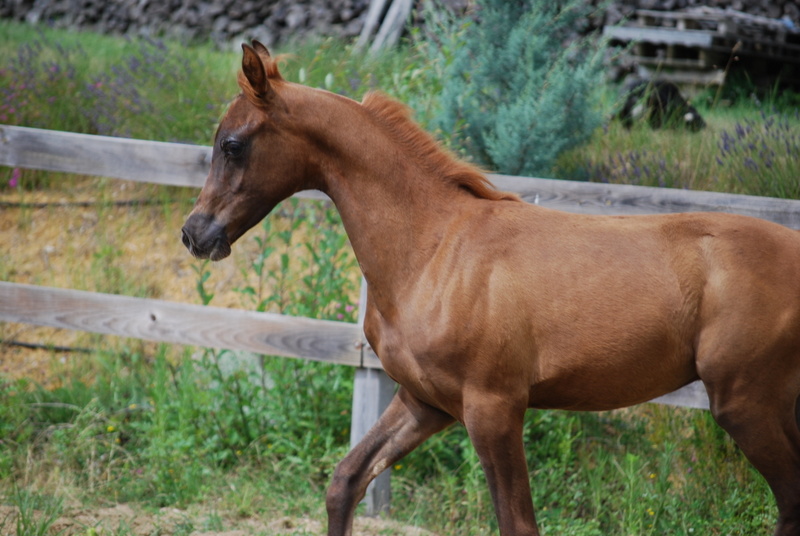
[9, 486, 65, 536]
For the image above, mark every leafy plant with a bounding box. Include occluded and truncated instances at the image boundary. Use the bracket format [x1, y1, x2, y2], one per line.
[10, 487, 65, 536]
[423, 0, 608, 176]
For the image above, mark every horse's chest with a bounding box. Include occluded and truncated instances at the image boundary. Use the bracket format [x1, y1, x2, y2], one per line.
[365, 315, 465, 414]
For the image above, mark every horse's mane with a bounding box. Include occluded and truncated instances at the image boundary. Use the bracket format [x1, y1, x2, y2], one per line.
[361, 92, 519, 202]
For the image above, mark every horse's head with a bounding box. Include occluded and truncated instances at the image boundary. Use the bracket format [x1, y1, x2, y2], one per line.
[182, 41, 322, 260]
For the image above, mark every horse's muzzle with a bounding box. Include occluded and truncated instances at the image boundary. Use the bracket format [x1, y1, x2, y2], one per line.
[181, 213, 232, 261]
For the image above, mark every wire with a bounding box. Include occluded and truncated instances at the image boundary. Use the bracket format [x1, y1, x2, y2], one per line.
[0, 199, 178, 209]
[0, 339, 93, 353]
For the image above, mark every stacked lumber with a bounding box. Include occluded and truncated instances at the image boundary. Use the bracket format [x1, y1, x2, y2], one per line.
[604, 7, 800, 86]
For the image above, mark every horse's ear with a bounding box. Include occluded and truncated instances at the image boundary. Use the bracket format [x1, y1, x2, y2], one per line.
[241, 43, 274, 101]
[251, 40, 271, 58]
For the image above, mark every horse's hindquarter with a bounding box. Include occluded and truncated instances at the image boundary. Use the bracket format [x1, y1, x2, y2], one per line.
[693, 214, 800, 397]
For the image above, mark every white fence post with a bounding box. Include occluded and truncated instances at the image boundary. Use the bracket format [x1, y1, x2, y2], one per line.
[350, 278, 395, 515]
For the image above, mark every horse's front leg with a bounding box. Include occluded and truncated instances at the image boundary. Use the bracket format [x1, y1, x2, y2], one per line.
[326, 386, 454, 536]
[464, 399, 539, 535]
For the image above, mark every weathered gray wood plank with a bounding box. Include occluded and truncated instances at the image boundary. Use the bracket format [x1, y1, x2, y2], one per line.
[0, 124, 211, 187]
[0, 125, 328, 200]
[0, 277, 710, 409]
[0, 282, 363, 366]
[351, 277, 395, 513]
[4, 125, 800, 226]
[649, 381, 710, 410]
[355, 0, 389, 51]
[490, 174, 800, 229]
[603, 26, 714, 47]
[370, 0, 413, 52]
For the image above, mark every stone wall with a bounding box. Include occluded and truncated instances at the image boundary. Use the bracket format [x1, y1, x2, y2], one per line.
[0, 0, 797, 48]
[0, 0, 372, 47]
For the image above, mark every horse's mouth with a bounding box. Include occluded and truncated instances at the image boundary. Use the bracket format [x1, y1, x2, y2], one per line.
[181, 216, 232, 261]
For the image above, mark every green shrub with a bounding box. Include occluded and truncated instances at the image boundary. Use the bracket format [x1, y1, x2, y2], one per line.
[424, 0, 608, 176]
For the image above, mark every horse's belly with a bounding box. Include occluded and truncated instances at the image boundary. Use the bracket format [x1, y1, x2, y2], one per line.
[528, 320, 698, 411]
[529, 342, 697, 411]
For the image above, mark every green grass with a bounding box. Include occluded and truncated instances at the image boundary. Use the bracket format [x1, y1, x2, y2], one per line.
[1, 18, 795, 535]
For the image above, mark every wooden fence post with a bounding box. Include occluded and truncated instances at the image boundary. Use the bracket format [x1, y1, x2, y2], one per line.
[350, 278, 395, 515]
[355, 0, 389, 51]
[369, 0, 413, 52]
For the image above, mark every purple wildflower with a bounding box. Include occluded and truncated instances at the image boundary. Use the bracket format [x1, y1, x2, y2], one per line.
[9, 168, 21, 188]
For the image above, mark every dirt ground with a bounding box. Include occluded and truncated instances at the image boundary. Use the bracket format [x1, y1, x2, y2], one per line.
[0, 503, 435, 536]
[0, 176, 295, 385]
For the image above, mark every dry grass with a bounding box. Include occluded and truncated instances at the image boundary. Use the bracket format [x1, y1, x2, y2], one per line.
[0, 173, 336, 386]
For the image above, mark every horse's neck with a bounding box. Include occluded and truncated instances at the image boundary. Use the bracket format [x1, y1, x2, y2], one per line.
[305, 97, 461, 297]
[329, 158, 459, 294]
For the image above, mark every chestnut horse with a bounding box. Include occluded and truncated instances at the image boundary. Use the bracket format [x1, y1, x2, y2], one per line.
[181, 42, 800, 535]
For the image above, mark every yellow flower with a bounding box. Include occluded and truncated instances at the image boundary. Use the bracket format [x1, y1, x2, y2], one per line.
[393, 464, 403, 470]
[129, 403, 137, 410]
[647, 508, 655, 516]
[649, 472, 656, 479]
[107, 425, 115, 433]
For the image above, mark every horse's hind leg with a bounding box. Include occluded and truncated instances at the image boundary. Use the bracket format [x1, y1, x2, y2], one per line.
[326, 387, 454, 536]
[704, 369, 800, 535]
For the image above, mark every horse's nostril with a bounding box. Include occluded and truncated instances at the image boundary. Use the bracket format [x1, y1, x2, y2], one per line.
[181, 228, 192, 249]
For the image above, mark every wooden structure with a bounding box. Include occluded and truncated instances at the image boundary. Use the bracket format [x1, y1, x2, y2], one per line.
[355, 0, 414, 52]
[604, 7, 800, 86]
[4, 124, 800, 511]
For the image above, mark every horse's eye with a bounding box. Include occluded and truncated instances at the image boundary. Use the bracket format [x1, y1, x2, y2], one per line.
[221, 138, 245, 159]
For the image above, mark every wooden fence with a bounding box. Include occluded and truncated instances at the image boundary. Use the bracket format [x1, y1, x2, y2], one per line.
[3, 124, 800, 512]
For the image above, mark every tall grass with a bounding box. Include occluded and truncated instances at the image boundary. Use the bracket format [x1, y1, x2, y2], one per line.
[556, 99, 800, 199]
[0, 18, 792, 535]
[0, 21, 235, 143]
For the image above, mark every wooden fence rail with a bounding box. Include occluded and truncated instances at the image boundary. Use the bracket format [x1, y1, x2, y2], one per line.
[0, 281, 365, 366]
[4, 124, 800, 511]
